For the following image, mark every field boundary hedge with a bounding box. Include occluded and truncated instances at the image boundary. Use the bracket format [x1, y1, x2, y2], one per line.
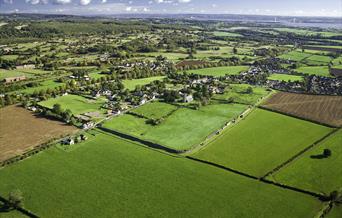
[258, 106, 338, 128]
[186, 156, 328, 200]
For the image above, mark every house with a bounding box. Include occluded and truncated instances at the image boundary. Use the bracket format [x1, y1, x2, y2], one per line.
[82, 121, 95, 129]
[4, 76, 26, 83]
[139, 98, 147, 105]
[63, 138, 74, 145]
[183, 94, 193, 103]
[16, 64, 35, 70]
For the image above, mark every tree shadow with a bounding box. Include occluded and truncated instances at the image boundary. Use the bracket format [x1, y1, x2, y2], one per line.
[310, 154, 328, 159]
[0, 202, 11, 213]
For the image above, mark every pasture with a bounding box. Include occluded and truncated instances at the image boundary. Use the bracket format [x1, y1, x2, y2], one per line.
[0, 69, 33, 80]
[270, 129, 342, 194]
[0, 131, 322, 218]
[262, 92, 342, 127]
[193, 109, 332, 177]
[186, 66, 249, 77]
[213, 31, 242, 37]
[130, 101, 178, 119]
[0, 105, 78, 163]
[279, 51, 312, 62]
[123, 76, 165, 91]
[268, 73, 304, 82]
[296, 66, 331, 77]
[212, 84, 270, 105]
[103, 103, 248, 150]
[38, 94, 106, 116]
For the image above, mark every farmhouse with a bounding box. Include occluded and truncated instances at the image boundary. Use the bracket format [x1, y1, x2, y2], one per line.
[183, 94, 194, 103]
[4, 76, 26, 83]
[16, 64, 35, 70]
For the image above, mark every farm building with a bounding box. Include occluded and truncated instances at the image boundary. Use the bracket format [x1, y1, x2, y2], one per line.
[4, 76, 26, 83]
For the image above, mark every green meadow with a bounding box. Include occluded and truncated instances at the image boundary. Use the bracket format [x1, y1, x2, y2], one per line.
[186, 66, 249, 77]
[103, 103, 248, 150]
[38, 94, 106, 116]
[212, 84, 270, 105]
[296, 66, 331, 77]
[0, 131, 322, 218]
[268, 73, 304, 82]
[130, 101, 178, 119]
[270, 130, 342, 194]
[123, 76, 165, 91]
[193, 109, 332, 177]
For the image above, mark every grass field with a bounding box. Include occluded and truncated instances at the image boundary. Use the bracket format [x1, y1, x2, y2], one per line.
[103, 103, 248, 150]
[212, 84, 270, 105]
[0, 69, 33, 80]
[0, 131, 322, 217]
[38, 94, 106, 116]
[269, 129, 342, 194]
[213, 31, 242, 37]
[296, 66, 331, 77]
[186, 66, 249, 77]
[303, 55, 333, 65]
[0, 105, 77, 163]
[262, 92, 342, 127]
[130, 101, 178, 119]
[123, 76, 165, 91]
[327, 206, 342, 218]
[193, 109, 332, 177]
[279, 51, 312, 62]
[19, 79, 65, 94]
[268, 73, 304, 82]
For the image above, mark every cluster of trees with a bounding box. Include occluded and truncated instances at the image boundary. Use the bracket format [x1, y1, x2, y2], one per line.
[42, 103, 77, 125]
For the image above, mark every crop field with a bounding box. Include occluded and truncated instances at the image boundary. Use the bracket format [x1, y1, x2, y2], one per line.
[123, 76, 165, 90]
[212, 84, 270, 105]
[103, 103, 248, 150]
[268, 73, 304, 82]
[296, 66, 331, 77]
[38, 94, 107, 116]
[0, 131, 323, 218]
[269, 129, 342, 194]
[0, 105, 78, 163]
[193, 109, 332, 177]
[262, 92, 342, 127]
[186, 66, 249, 77]
[130, 101, 178, 119]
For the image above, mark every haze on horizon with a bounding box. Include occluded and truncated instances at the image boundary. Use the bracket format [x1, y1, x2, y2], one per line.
[0, 0, 341, 17]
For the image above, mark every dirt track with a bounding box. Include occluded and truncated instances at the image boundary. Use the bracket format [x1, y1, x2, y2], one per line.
[0, 105, 78, 162]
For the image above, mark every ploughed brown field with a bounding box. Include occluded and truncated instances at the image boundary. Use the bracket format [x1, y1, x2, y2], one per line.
[261, 92, 342, 127]
[0, 105, 78, 162]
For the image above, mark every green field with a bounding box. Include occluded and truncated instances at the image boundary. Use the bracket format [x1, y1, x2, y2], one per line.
[279, 51, 312, 62]
[270, 130, 342, 194]
[303, 55, 333, 65]
[186, 66, 249, 77]
[0, 55, 19, 61]
[19, 79, 65, 94]
[327, 206, 342, 218]
[296, 66, 331, 77]
[213, 31, 242, 37]
[123, 76, 165, 90]
[212, 84, 270, 105]
[193, 109, 332, 177]
[0, 69, 33, 80]
[38, 94, 106, 116]
[103, 103, 248, 150]
[0, 131, 322, 217]
[268, 73, 304, 82]
[130, 101, 178, 119]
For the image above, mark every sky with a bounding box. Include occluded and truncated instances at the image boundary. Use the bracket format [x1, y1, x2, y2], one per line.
[0, 0, 341, 17]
